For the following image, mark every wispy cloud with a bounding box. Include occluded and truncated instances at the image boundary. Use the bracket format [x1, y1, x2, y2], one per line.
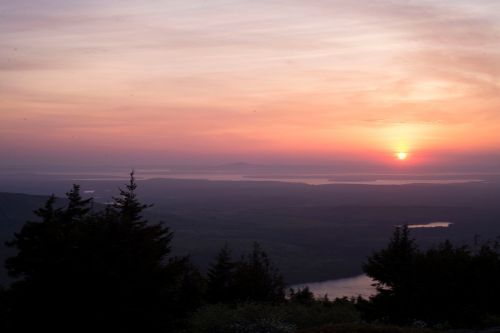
[1, 0, 500, 165]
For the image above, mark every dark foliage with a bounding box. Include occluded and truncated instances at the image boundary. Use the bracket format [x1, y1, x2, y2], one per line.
[230, 242, 286, 303]
[362, 225, 420, 323]
[189, 299, 360, 333]
[207, 243, 236, 303]
[298, 323, 436, 333]
[289, 287, 315, 305]
[206, 242, 286, 304]
[2, 172, 203, 332]
[63, 184, 93, 221]
[363, 226, 500, 327]
[5, 174, 500, 331]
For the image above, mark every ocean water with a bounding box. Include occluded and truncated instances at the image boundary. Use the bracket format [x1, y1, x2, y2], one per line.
[1, 164, 492, 186]
[53, 170, 486, 186]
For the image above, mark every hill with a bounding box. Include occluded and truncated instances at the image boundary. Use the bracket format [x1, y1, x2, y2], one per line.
[1, 178, 500, 284]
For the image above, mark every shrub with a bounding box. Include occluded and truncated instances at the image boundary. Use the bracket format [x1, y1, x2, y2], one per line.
[298, 323, 438, 333]
[189, 303, 295, 333]
[189, 300, 361, 333]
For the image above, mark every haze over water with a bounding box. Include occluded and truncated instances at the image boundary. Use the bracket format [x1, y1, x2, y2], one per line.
[0, 164, 491, 186]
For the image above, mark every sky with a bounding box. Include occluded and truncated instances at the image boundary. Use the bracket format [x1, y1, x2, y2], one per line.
[1, 0, 500, 171]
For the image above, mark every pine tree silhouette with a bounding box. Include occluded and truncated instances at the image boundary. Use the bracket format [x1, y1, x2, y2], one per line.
[207, 243, 236, 303]
[113, 171, 151, 225]
[3, 172, 202, 332]
[230, 242, 285, 303]
[63, 184, 92, 222]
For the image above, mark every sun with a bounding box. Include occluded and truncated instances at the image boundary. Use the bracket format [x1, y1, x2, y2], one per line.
[397, 152, 408, 160]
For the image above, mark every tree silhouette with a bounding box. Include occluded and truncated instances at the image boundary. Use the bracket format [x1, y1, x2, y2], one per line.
[364, 225, 418, 294]
[113, 171, 151, 225]
[289, 286, 315, 305]
[5, 192, 79, 280]
[363, 225, 420, 323]
[363, 226, 500, 327]
[63, 184, 92, 222]
[207, 243, 236, 303]
[230, 242, 285, 303]
[3, 173, 202, 331]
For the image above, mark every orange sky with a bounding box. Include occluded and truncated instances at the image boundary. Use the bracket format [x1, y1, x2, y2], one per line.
[2, 0, 500, 169]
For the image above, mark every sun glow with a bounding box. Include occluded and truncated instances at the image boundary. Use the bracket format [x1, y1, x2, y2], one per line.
[397, 152, 408, 160]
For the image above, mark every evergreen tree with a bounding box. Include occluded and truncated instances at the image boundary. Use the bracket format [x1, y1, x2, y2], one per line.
[113, 170, 151, 225]
[362, 225, 419, 323]
[230, 242, 285, 303]
[362, 226, 500, 326]
[63, 184, 92, 222]
[5, 194, 66, 280]
[3, 173, 201, 332]
[34, 194, 61, 223]
[207, 243, 236, 303]
[289, 286, 315, 305]
[363, 225, 418, 294]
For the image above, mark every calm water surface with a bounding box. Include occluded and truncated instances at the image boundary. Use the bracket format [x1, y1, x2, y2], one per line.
[292, 274, 376, 300]
[62, 171, 484, 186]
[408, 222, 453, 228]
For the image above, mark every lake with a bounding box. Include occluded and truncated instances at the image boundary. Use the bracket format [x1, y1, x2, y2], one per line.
[408, 222, 453, 228]
[292, 274, 376, 300]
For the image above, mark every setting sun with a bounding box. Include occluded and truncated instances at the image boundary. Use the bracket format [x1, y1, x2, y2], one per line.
[397, 152, 408, 160]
